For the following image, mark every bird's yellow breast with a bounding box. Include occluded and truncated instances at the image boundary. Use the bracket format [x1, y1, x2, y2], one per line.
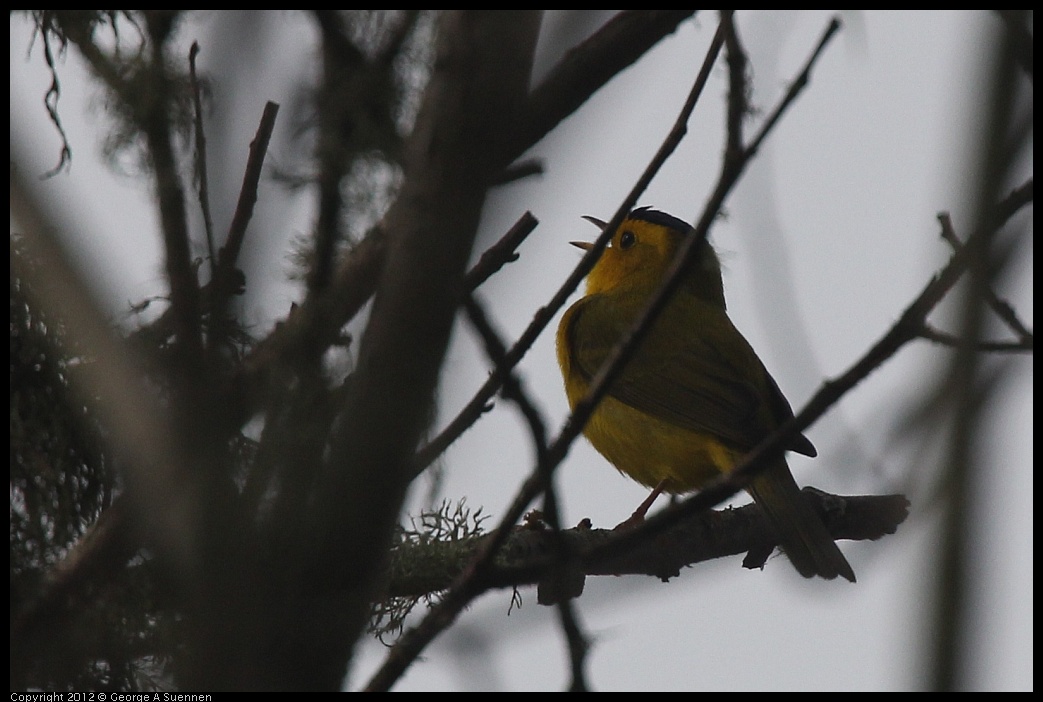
[556, 300, 741, 494]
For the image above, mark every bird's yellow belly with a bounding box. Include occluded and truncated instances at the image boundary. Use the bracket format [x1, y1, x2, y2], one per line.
[580, 392, 742, 494]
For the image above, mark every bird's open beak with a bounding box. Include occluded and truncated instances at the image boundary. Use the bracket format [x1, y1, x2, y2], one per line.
[571, 215, 607, 250]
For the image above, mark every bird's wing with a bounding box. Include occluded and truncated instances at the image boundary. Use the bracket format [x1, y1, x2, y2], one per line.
[567, 293, 814, 456]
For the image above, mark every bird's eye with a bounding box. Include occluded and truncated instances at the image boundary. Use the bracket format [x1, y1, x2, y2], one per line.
[618, 230, 636, 249]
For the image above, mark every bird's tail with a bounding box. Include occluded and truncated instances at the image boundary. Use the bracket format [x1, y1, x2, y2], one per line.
[747, 462, 856, 582]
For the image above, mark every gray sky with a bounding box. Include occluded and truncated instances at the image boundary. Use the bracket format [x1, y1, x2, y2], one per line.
[10, 10, 1032, 691]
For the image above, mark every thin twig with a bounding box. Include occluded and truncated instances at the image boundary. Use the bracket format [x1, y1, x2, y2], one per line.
[207, 100, 279, 356]
[412, 213, 540, 469]
[549, 11, 827, 493]
[463, 212, 540, 291]
[937, 211, 1033, 344]
[587, 174, 1034, 564]
[216, 101, 280, 283]
[308, 10, 365, 295]
[110, 15, 204, 361]
[918, 325, 1033, 352]
[558, 599, 590, 692]
[414, 16, 730, 475]
[317, 13, 543, 691]
[462, 292, 582, 609]
[516, 10, 698, 161]
[188, 41, 217, 269]
[744, 17, 841, 160]
[234, 11, 699, 426]
[366, 15, 731, 691]
[722, 11, 748, 168]
[462, 295, 549, 471]
[128, 101, 279, 352]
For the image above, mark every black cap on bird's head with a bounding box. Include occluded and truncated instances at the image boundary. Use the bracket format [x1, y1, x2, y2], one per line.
[577, 206, 725, 308]
[625, 206, 694, 236]
[579, 207, 693, 237]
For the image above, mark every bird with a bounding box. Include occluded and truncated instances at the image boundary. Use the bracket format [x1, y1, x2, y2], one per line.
[556, 206, 854, 581]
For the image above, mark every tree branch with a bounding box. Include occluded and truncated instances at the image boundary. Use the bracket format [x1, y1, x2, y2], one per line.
[217, 101, 280, 287]
[308, 10, 367, 295]
[367, 16, 731, 691]
[937, 210, 1033, 346]
[381, 490, 909, 600]
[138, 14, 204, 363]
[549, 15, 837, 515]
[605, 176, 1034, 562]
[234, 11, 703, 426]
[283, 12, 542, 691]
[10, 171, 196, 658]
[188, 41, 216, 268]
[414, 15, 729, 475]
[515, 10, 698, 160]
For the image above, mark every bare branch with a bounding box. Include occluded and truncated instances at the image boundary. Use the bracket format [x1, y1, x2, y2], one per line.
[133, 14, 204, 362]
[918, 325, 1033, 352]
[221, 102, 280, 274]
[367, 16, 731, 692]
[722, 11, 749, 168]
[928, 17, 1031, 689]
[462, 212, 540, 291]
[295, 12, 542, 691]
[937, 210, 1034, 345]
[414, 213, 540, 469]
[129, 101, 279, 351]
[516, 10, 698, 159]
[380, 490, 909, 600]
[234, 12, 702, 425]
[308, 10, 367, 295]
[549, 12, 831, 504]
[188, 41, 216, 268]
[415, 16, 729, 475]
[558, 598, 591, 691]
[615, 173, 1034, 559]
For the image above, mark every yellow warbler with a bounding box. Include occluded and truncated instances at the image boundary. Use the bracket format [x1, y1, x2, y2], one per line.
[557, 207, 854, 581]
